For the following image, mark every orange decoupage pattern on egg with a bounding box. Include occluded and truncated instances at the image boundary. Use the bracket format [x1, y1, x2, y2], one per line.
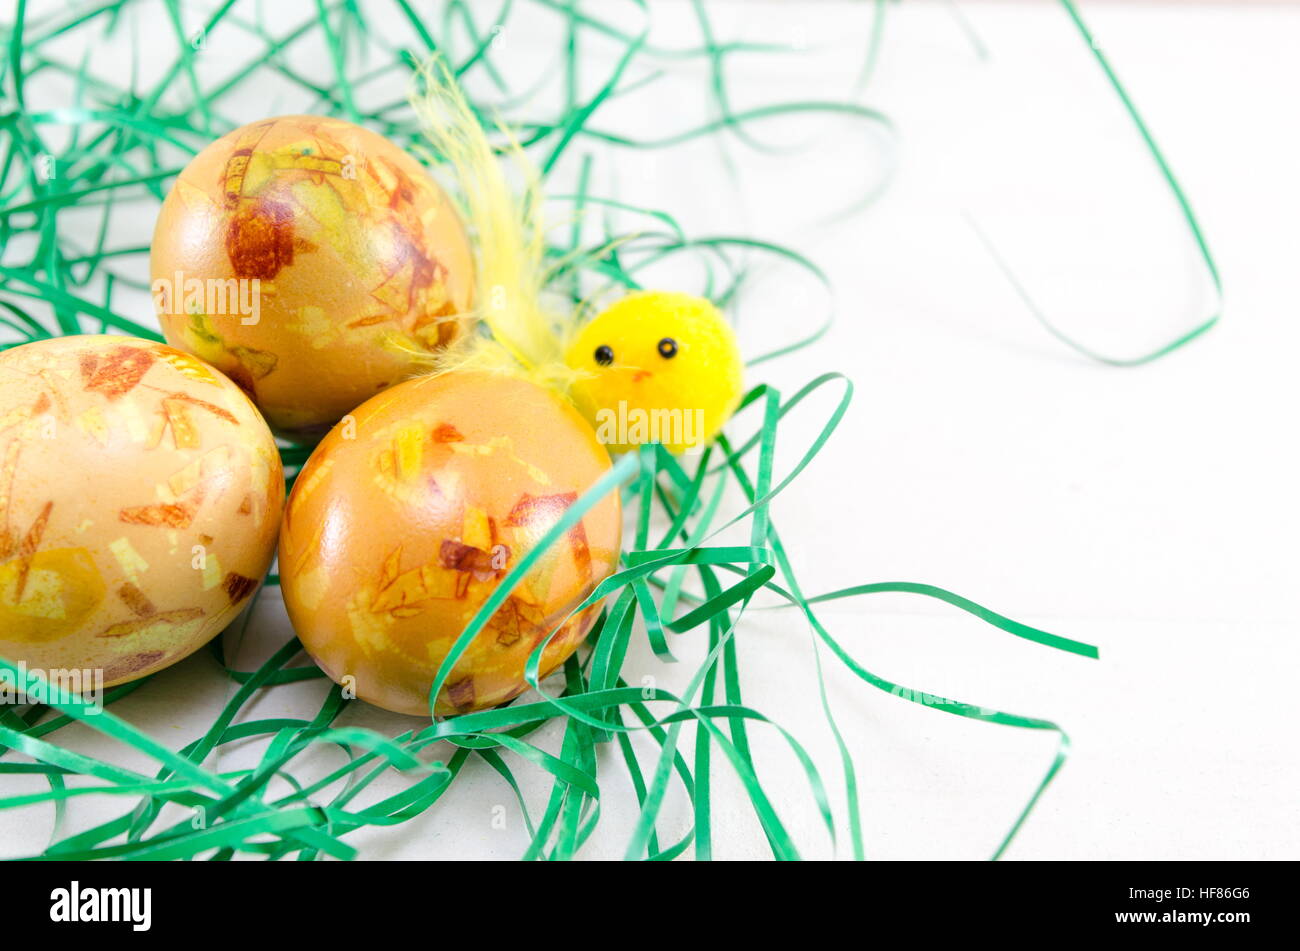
[150, 115, 475, 434]
[0, 336, 284, 686]
[278, 372, 622, 717]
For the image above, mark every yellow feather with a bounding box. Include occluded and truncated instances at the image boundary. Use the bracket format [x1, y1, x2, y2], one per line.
[406, 57, 574, 388]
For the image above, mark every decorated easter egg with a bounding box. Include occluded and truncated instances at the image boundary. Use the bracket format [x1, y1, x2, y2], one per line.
[279, 371, 621, 716]
[0, 335, 284, 686]
[150, 115, 475, 434]
[565, 291, 744, 454]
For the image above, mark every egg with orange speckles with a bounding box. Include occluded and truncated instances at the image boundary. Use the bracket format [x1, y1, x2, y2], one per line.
[150, 115, 475, 435]
[278, 371, 621, 716]
[0, 335, 284, 687]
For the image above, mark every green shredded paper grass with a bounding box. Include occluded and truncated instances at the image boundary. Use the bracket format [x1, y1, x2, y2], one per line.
[0, 0, 1217, 860]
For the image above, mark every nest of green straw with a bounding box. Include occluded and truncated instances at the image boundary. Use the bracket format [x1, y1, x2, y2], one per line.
[0, 0, 1221, 860]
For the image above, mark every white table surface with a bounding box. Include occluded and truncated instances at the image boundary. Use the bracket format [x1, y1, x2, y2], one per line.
[4, 0, 1296, 860]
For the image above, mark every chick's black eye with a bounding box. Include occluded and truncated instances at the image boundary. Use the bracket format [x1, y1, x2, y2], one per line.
[657, 337, 678, 359]
[594, 345, 614, 366]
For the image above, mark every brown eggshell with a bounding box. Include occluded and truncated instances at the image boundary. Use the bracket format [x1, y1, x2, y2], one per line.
[150, 115, 475, 434]
[0, 335, 284, 686]
[278, 371, 621, 716]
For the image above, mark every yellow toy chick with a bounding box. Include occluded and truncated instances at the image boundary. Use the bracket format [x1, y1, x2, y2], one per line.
[409, 61, 743, 456]
[566, 291, 744, 455]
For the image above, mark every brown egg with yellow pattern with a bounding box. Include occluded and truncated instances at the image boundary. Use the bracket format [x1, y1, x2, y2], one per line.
[0, 335, 284, 686]
[150, 115, 475, 434]
[279, 371, 621, 716]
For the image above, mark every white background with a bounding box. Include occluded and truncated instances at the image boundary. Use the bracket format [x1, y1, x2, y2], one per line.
[4, 0, 1297, 860]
